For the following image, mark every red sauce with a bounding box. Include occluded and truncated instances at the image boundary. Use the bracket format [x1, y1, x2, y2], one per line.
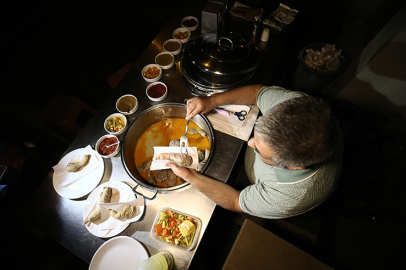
[98, 137, 118, 155]
[148, 84, 166, 98]
[183, 18, 197, 27]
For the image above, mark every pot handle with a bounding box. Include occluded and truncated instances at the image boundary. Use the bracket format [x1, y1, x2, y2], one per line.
[132, 183, 158, 200]
[218, 37, 233, 50]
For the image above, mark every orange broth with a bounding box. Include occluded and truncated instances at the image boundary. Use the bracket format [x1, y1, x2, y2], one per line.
[134, 118, 210, 187]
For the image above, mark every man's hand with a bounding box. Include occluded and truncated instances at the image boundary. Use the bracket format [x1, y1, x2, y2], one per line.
[165, 163, 197, 182]
[185, 96, 217, 120]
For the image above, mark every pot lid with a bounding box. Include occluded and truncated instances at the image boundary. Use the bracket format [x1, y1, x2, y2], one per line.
[187, 32, 261, 76]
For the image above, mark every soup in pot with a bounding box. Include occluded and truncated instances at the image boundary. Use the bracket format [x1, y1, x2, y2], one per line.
[134, 118, 210, 187]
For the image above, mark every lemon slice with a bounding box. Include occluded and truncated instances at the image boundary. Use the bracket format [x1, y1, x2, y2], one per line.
[179, 220, 196, 237]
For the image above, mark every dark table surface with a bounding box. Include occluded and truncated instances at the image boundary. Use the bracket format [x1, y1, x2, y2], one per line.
[25, 3, 291, 269]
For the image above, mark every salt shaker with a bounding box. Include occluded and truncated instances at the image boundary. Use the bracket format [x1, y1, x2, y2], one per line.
[261, 28, 269, 42]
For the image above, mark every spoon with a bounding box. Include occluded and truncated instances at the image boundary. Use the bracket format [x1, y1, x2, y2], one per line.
[180, 120, 190, 154]
[103, 141, 119, 149]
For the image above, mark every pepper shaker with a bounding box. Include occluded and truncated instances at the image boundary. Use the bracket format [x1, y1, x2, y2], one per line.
[261, 28, 269, 42]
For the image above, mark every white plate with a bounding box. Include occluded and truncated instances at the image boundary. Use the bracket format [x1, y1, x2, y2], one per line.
[83, 181, 145, 238]
[53, 146, 105, 199]
[89, 236, 149, 270]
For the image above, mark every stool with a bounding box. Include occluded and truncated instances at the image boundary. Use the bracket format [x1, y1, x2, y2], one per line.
[107, 63, 133, 89]
[41, 94, 96, 140]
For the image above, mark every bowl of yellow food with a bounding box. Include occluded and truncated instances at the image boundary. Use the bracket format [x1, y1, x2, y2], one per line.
[104, 113, 127, 135]
[116, 94, 139, 115]
[163, 39, 182, 55]
[155, 52, 175, 70]
[173, 28, 191, 43]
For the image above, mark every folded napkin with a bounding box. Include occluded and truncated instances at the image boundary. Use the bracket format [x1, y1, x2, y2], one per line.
[150, 146, 199, 170]
[53, 145, 101, 187]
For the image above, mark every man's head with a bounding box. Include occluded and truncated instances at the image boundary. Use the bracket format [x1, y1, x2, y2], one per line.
[250, 96, 339, 168]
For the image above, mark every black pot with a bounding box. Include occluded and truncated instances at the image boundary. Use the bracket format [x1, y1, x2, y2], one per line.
[181, 32, 261, 92]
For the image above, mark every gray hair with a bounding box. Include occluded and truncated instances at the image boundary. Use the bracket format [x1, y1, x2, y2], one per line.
[254, 96, 339, 167]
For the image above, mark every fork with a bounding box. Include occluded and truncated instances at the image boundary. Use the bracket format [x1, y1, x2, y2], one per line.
[180, 120, 190, 154]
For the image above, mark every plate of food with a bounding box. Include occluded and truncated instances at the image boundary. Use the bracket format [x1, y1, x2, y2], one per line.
[150, 207, 201, 251]
[89, 236, 149, 270]
[53, 145, 105, 199]
[83, 181, 145, 238]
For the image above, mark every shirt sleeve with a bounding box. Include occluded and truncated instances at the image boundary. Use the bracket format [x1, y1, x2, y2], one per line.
[256, 86, 307, 114]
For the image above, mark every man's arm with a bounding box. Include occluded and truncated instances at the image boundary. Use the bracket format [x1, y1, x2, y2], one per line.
[166, 163, 244, 212]
[186, 84, 265, 120]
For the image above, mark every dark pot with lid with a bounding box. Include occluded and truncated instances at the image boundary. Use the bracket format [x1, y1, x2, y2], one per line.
[181, 32, 261, 94]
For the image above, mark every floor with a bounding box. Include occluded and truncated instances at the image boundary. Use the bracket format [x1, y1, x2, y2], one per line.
[1, 1, 405, 269]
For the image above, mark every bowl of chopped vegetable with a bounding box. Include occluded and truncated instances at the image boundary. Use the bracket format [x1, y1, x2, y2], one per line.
[104, 113, 127, 135]
[181, 16, 199, 31]
[142, 64, 162, 82]
[151, 207, 201, 251]
[173, 27, 191, 43]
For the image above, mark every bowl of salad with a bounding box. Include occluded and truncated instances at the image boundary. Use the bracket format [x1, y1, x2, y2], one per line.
[173, 27, 191, 43]
[150, 207, 201, 251]
[142, 64, 162, 82]
[104, 113, 127, 135]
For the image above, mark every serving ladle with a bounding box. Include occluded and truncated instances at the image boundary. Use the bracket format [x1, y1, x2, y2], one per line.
[180, 120, 190, 154]
[103, 141, 119, 149]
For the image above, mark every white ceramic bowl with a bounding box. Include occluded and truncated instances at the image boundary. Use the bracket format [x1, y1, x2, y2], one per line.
[146, 82, 168, 102]
[95, 134, 120, 158]
[104, 113, 127, 135]
[155, 52, 175, 69]
[163, 39, 182, 55]
[181, 16, 199, 31]
[173, 27, 191, 43]
[141, 64, 162, 82]
[116, 94, 139, 115]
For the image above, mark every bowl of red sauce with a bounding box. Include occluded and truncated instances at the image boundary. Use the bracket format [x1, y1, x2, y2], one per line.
[146, 82, 168, 101]
[181, 16, 199, 31]
[96, 135, 120, 158]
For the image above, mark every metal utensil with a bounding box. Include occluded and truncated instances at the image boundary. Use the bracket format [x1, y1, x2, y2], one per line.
[103, 141, 120, 149]
[180, 120, 190, 154]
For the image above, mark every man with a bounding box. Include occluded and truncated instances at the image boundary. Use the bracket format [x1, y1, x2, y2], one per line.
[166, 84, 343, 219]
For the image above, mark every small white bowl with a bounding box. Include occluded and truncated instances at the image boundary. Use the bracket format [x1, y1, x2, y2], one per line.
[155, 52, 175, 69]
[163, 39, 182, 55]
[95, 134, 120, 158]
[146, 82, 168, 101]
[116, 94, 139, 115]
[181, 16, 199, 31]
[173, 28, 191, 43]
[104, 113, 127, 135]
[141, 64, 162, 82]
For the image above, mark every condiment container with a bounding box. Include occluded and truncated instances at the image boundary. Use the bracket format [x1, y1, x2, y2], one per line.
[104, 113, 127, 135]
[163, 39, 182, 55]
[261, 28, 270, 42]
[146, 82, 168, 102]
[95, 134, 120, 158]
[155, 52, 175, 69]
[173, 27, 191, 43]
[137, 252, 174, 270]
[142, 64, 162, 82]
[181, 16, 199, 31]
[116, 94, 139, 115]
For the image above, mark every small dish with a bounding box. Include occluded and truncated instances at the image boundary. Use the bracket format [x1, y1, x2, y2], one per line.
[173, 27, 191, 43]
[155, 52, 175, 69]
[104, 113, 127, 135]
[95, 134, 120, 158]
[141, 64, 162, 82]
[146, 82, 167, 102]
[116, 94, 139, 115]
[163, 39, 182, 55]
[150, 207, 201, 251]
[181, 16, 199, 31]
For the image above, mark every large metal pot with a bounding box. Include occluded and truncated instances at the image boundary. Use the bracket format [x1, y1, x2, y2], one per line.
[121, 103, 214, 199]
[181, 32, 261, 95]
